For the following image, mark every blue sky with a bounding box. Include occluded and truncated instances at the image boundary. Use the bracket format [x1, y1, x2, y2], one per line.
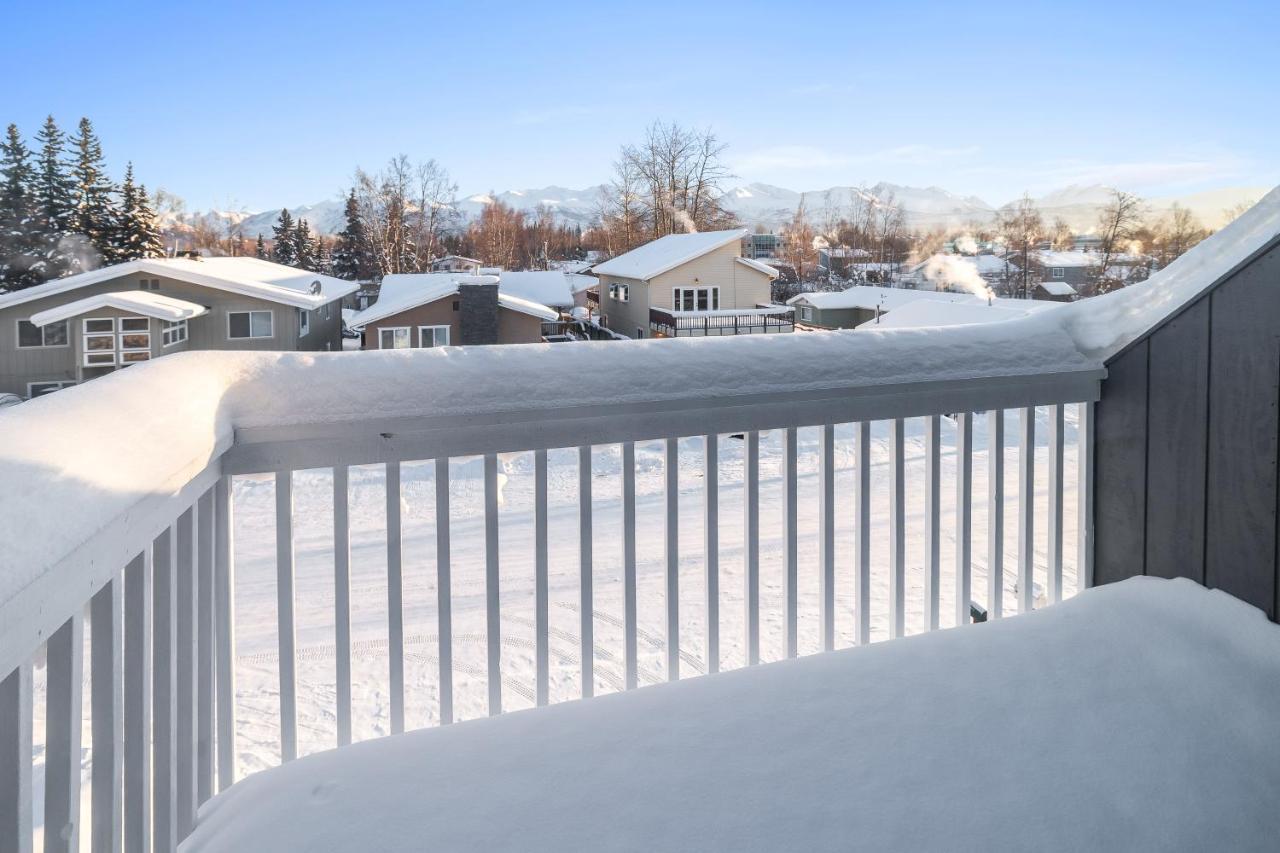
[3, 0, 1277, 211]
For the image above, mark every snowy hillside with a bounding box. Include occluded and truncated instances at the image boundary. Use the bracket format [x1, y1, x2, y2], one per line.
[173, 182, 1265, 237]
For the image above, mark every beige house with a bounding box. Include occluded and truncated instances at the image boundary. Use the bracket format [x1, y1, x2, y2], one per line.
[348, 273, 559, 348]
[0, 257, 355, 397]
[590, 229, 789, 338]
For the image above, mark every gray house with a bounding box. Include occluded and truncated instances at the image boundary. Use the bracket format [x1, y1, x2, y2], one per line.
[0, 256, 356, 397]
[787, 286, 984, 330]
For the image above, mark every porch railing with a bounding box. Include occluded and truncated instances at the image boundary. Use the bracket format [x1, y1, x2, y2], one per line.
[0, 335, 1101, 852]
[649, 305, 795, 336]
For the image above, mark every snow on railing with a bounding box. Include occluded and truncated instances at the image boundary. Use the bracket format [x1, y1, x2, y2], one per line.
[0, 319, 1102, 852]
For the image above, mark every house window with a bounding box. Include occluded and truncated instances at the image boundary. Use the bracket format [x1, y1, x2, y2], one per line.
[120, 351, 151, 364]
[138, 278, 160, 291]
[452, 301, 460, 311]
[379, 327, 411, 349]
[609, 282, 630, 303]
[298, 308, 310, 336]
[82, 317, 117, 365]
[673, 287, 719, 312]
[228, 310, 274, 339]
[162, 320, 188, 347]
[418, 325, 450, 347]
[1052, 267, 1065, 279]
[27, 380, 76, 397]
[801, 306, 813, 321]
[118, 317, 150, 352]
[636, 327, 645, 339]
[17, 319, 69, 348]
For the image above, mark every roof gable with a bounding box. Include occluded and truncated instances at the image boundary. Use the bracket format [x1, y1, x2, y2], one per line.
[590, 229, 748, 281]
[29, 291, 209, 326]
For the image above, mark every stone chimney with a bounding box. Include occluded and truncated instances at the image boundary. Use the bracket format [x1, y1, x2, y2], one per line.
[458, 282, 499, 345]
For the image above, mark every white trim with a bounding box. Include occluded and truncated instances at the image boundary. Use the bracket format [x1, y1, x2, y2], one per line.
[227, 309, 275, 341]
[26, 380, 75, 398]
[1052, 267, 1065, 279]
[672, 286, 720, 312]
[16, 318, 70, 349]
[162, 319, 188, 348]
[417, 325, 450, 348]
[29, 291, 209, 327]
[117, 317, 151, 353]
[298, 307, 310, 337]
[379, 326, 411, 350]
[83, 350, 117, 367]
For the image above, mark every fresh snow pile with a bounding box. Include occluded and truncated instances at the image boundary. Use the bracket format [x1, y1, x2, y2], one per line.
[184, 578, 1280, 852]
[857, 298, 1052, 330]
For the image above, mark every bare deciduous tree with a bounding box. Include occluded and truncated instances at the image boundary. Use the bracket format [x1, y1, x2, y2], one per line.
[1096, 189, 1144, 293]
[999, 194, 1044, 299]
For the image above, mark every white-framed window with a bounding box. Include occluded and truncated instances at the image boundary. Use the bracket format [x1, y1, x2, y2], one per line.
[84, 351, 116, 367]
[673, 286, 719, 312]
[27, 380, 75, 397]
[162, 319, 188, 347]
[17, 319, 69, 348]
[417, 325, 450, 347]
[379, 327, 411, 349]
[228, 310, 273, 339]
[83, 317, 116, 366]
[609, 282, 630, 303]
[801, 306, 813, 321]
[120, 351, 151, 364]
[1052, 267, 1065, 279]
[298, 307, 310, 336]
[118, 317, 150, 352]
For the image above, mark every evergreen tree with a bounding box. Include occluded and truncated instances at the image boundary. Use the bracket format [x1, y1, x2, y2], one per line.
[271, 208, 298, 266]
[293, 218, 316, 270]
[255, 233, 267, 259]
[316, 235, 333, 275]
[69, 117, 118, 265]
[0, 124, 45, 290]
[115, 165, 163, 260]
[332, 188, 374, 280]
[34, 115, 79, 277]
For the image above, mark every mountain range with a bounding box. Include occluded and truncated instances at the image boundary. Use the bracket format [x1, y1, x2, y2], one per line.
[167, 182, 1266, 239]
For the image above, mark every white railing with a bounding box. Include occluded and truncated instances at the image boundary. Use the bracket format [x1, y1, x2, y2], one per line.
[0, 336, 1102, 852]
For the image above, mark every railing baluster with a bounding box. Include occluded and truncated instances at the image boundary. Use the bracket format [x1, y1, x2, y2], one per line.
[435, 458, 455, 722]
[91, 573, 124, 853]
[0, 661, 33, 853]
[855, 422, 871, 645]
[924, 415, 941, 631]
[704, 434, 720, 673]
[956, 413, 974, 627]
[275, 471, 297, 761]
[153, 527, 177, 853]
[176, 508, 197, 839]
[818, 424, 835, 651]
[196, 489, 215, 804]
[333, 467, 352, 744]
[1078, 402, 1095, 593]
[483, 454, 502, 716]
[214, 475, 236, 791]
[1048, 404, 1065, 604]
[1019, 407, 1036, 613]
[578, 445, 594, 699]
[386, 462, 405, 734]
[890, 419, 906, 639]
[783, 427, 799, 658]
[743, 431, 760, 666]
[663, 437, 680, 681]
[621, 443, 638, 690]
[532, 452, 548, 706]
[44, 612, 84, 853]
[123, 552, 151, 853]
[988, 410, 1005, 619]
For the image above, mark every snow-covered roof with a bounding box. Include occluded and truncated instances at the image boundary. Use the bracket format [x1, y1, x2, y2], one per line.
[184, 577, 1280, 851]
[432, 255, 480, 265]
[1037, 250, 1100, 268]
[591, 229, 749, 280]
[29, 291, 210, 326]
[788, 286, 979, 312]
[1038, 280, 1077, 296]
[347, 273, 558, 329]
[0, 257, 358, 312]
[567, 273, 599, 294]
[497, 271, 577, 308]
[909, 254, 1018, 277]
[856, 298, 1053, 330]
[734, 256, 780, 279]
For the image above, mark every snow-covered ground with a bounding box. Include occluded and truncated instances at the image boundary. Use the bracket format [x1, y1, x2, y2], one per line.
[28, 407, 1083, 846]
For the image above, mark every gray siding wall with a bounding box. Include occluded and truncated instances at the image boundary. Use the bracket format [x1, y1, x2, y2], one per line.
[1093, 243, 1280, 619]
[0, 267, 344, 395]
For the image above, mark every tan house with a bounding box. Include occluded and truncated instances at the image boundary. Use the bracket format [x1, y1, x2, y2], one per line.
[590, 229, 789, 338]
[347, 273, 559, 348]
[0, 256, 355, 397]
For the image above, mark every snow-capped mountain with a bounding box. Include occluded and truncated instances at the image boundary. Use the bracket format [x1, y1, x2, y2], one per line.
[171, 182, 1265, 239]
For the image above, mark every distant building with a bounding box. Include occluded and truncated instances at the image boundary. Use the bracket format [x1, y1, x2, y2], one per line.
[817, 247, 870, 278]
[788, 285, 1034, 330]
[1034, 250, 1100, 292]
[906, 254, 1019, 293]
[592, 229, 789, 338]
[742, 233, 785, 259]
[431, 255, 482, 274]
[1035, 280, 1078, 302]
[0, 257, 355, 397]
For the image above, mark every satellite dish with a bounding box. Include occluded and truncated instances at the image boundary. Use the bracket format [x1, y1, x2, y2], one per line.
[309, 280, 323, 296]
